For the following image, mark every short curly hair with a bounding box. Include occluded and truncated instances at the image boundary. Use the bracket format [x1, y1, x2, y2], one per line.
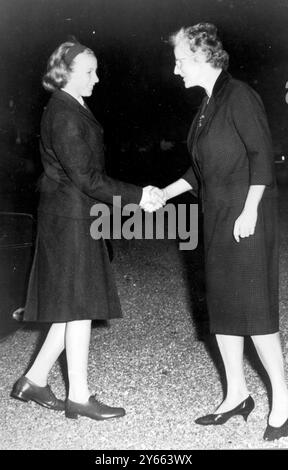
[42, 41, 95, 92]
[170, 22, 229, 70]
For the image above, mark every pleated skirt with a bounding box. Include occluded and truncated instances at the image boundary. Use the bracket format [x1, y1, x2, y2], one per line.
[24, 212, 122, 322]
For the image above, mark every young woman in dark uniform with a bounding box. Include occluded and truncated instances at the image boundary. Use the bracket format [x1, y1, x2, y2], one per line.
[11, 41, 164, 421]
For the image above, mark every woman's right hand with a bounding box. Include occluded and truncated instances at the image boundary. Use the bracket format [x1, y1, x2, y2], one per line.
[139, 186, 166, 212]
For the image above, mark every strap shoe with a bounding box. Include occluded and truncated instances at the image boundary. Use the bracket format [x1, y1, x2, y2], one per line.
[65, 395, 125, 420]
[11, 376, 65, 411]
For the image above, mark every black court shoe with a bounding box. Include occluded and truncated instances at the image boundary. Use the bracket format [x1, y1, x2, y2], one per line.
[263, 417, 288, 441]
[195, 395, 255, 426]
[11, 376, 65, 411]
[65, 395, 126, 420]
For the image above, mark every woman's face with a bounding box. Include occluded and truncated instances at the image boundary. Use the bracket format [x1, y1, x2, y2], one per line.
[67, 53, 99, 98]
[174, 40, 205, 88]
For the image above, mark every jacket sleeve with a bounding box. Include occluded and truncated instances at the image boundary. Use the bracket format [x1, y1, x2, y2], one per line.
[181, 166, 199, 195]
[51, 111, 143, 206]
[230, 84, 275, 186]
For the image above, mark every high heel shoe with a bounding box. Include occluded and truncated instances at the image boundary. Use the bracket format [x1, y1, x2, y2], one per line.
[11, 376, 65, 411]
[65, 395, 126, 420]
[263, 417, 288, 441]
[195, 395, 255, 425]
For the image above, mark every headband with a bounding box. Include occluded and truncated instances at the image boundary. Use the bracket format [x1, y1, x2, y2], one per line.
[64, 43, 87, 66]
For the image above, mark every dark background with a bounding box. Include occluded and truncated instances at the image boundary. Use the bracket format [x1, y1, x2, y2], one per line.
[1, 0, 288, 212]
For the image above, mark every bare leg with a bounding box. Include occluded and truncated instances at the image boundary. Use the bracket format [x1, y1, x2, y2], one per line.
[252, 332, 288, 427]
[65, 319, 92, 403]
[25, 322, 66, 386]
[215, 334, 250, 413]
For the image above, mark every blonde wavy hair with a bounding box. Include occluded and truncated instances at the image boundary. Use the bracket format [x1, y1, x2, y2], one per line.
[170, 22, 229, 70]
[42, 41, 95, 92]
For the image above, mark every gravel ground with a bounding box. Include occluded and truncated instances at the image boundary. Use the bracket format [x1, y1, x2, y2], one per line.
[1, 185, 288, 450]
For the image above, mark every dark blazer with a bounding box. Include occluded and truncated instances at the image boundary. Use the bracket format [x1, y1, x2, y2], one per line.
[182, 71, 277, 209]
[38, 90, 142, 218]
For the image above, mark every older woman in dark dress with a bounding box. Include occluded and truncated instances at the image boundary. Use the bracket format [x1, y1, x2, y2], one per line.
[161, 23, 288, 441]
[10, 40, 164, 421]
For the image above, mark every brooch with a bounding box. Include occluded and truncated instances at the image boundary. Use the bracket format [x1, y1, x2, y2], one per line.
[198, 96, 210, 127]
[198, 114, 205, 127]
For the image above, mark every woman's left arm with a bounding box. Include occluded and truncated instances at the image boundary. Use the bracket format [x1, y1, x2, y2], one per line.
[231, 84, 275, 242]
[233, 184, 265, 242]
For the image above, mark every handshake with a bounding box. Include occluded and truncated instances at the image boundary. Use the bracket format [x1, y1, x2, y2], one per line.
[139, 186, 167, 213]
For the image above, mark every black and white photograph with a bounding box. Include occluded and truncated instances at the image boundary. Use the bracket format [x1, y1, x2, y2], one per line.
[1, 0, 288, 454]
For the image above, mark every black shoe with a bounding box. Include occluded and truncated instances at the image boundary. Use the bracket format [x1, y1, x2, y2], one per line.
[65, 395, 126, 420]
[11, 376, 65, 411]
[263, 417, 288, 441]
[195, 395, 255, 426]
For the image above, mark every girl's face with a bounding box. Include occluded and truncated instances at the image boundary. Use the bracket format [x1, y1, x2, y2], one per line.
[67, 53, 99, 98]
[174, 41, 205, 88]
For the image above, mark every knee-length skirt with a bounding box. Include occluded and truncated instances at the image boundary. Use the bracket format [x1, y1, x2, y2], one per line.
[24, 212, 122, 322]
[203, 196, 279, 335]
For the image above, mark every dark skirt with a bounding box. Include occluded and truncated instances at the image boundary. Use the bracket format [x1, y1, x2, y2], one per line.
[24, 212, 122, 322]
[204, 197, 279, 336]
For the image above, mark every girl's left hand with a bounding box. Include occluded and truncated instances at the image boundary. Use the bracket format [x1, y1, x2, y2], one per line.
[233, 209, 258, 243]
